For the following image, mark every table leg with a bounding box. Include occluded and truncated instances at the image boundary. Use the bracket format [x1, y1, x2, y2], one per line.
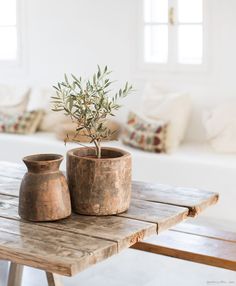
[0, 260, 9, 286]
[46, 272, 63, 286]
[7, 263, 23, 286]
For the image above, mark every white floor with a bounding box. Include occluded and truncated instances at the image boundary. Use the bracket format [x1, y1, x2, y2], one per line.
[0, 218, 235, 286]
[1, 250, 236, 286]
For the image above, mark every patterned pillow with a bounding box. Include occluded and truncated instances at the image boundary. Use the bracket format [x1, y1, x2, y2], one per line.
[122, 111, 168, 153]
[0, 110, 44, 134]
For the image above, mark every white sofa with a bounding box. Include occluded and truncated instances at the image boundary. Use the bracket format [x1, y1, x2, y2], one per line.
[0, 129, 235, 225]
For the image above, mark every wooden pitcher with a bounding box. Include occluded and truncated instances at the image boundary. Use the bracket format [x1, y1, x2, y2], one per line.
[19, 154, 71, 221]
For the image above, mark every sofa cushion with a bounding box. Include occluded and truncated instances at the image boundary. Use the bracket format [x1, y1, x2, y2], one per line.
[0, 85, 30, 115]
[28, 88, 69, 132]
[142, 84, 192, 152]
[0, 110, 44, 134]
[122, 111, 168, 153]
[203, 101, 236, 153]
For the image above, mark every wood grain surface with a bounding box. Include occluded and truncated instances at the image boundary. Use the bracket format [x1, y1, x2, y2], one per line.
[46, 272, 63, 286]
[132, 181, 219, 216]
[172, 222, 236, 243]
[67, 147, 132, 215]
[0, 164, 219, 218]
[132, 228, 236, 271]
[0, 176, 21, 197]
[0, 194, 156, 251]
[119, 199, 188, 233]
[0, 162, 26, 179]
[7, 263, 23, 286]
[0, 216, 117, 276]
[0, 162, 219, 277]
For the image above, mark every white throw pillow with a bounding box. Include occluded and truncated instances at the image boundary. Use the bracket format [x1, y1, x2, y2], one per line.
[142, 84, 192, 152]
[27, 88, 55, 111]
[0, 85, 30, 115]
[203, 101, 236, 153]
[28, 88, 69, 132]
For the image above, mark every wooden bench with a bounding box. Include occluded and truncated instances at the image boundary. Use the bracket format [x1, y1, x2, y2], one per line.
[132, 223, 236, 271]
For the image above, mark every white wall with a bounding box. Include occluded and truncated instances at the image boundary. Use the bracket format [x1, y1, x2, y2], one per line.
[1, 0, 137, 84]
[1, 0, 236, 140]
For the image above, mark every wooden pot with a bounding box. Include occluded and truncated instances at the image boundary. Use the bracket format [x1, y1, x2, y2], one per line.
[19, 154, 71, 221]
[67, 147, 132, 215]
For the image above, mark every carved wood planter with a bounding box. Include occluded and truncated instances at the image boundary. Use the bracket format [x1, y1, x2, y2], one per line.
[19, 154, 71, 221]
[67, 147, 132, 215]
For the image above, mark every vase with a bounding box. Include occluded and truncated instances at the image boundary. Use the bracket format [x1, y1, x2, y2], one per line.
[19, 154, 71, 221]
[67, 147, 132, 215]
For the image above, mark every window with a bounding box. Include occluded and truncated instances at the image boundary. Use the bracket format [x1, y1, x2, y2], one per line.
[0, 0, 17, 61]
[143, 0, 204, 68]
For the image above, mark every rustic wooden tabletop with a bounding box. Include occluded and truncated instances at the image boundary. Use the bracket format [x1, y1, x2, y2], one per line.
[0, 162, 218, 284]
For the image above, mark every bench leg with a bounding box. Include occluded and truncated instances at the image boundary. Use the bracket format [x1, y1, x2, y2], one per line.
[7, 263, 24, 286]
[46, 272, 63, 286]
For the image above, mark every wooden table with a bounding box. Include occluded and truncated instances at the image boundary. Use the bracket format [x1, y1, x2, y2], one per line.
[0, 162, 218, 286]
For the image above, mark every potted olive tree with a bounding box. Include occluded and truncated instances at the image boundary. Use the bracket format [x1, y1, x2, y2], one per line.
[52, 66, 133, 215]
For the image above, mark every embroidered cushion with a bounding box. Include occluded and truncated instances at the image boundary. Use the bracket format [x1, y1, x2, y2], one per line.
[0, 110, 44, 134]
[122, 111, 168, 153]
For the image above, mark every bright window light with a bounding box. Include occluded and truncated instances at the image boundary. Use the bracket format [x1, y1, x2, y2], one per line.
[144, 0, 168, 63]
[144, 0, 168, 23]
[0, 0, 17, 61]
[178, 0, 203, 23]
[144, 25, 168, 63]
[178, 25, 203, 64]
[143, 0, 204, 67]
